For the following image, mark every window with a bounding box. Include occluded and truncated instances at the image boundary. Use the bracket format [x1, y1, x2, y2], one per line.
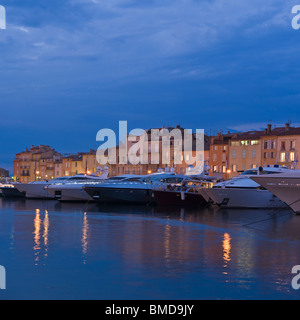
[232, 150, 236, 159]
[213, 154, 217, 161]
[231, 141, 239, 146]
[251, 140, 259, 145]
[264, 141, 268, 149]
[290, 152, 295, 162]
[241, 140, 249, 146]
[270, 140, 276, 149]
[222, 154, 226, 162]
[252, 150, 256, 158]
[280, 152, 286, 162]
[242, 150, 246, 158]
[291, 141, 296, 150]
[281, 142, 286, 151]
[232, 164, 237, 172]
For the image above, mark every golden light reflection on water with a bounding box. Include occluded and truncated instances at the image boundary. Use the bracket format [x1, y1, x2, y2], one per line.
[82, 212, 89, 264]
[43, 210, 49, 256]
[33, 209, 50, 265]
[33, 209, 41, 265]
[222, 233, 231, 275]
[164, 222, 171, 261]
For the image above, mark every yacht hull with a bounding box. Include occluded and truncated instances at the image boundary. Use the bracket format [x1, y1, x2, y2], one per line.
[153, 190, 207, 206]
[15, 183, 54, 199]
[203, 187, 286, 208]
[84, 186, 154, 204]
[47, 187, 93, 202]
[1, 187, 25, 198]
[252, 176, 300, 213]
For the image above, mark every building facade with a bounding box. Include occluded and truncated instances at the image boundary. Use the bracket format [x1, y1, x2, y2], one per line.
[14, 145, 63, 182]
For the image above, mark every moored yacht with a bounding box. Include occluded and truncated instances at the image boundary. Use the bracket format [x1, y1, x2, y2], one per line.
[15, 176, 70, 199]
[1, 184, 25, 198]
[251, 171, 300, 213]
[201, 166, 295, 208]
[44, 172, 134, 202]
[15, 169, 109, 199]
[152, 176, 220, 206]
[83, 173, 184, 204]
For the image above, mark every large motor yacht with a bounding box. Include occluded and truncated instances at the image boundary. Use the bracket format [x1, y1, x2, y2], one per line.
[152, 176, 220, 206]
[201, 166, 296, 209]
[83, 173, 185, 204]
[45, 173, 136, 202]
[15, 169, 109, 199]
[251, 171, 300, 213]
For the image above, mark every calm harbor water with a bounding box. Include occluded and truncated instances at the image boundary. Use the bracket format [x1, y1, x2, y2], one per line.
[0, 198, 300, 300]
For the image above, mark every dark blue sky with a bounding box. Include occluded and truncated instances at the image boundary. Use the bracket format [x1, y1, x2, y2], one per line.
[0, 0, 300, 172]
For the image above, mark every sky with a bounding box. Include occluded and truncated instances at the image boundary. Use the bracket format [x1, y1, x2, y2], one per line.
[0, 0, 300, 172]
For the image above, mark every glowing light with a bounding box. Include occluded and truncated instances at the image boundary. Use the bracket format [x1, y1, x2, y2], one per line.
[222, 233, 231, 274]
[33, 209, 41, 265]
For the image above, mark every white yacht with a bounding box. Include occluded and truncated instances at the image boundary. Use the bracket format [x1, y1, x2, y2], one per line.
[83, 173, 184, 204]
[14, 176, 70, 199]
[44, 173, 136, 202]
[201, 166, 296, 208]
[15, 169, 109, 199]
[251, 171, 300, 213]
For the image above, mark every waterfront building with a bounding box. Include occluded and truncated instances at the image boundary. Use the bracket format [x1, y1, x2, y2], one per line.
[14, 145, 63, 182]
[209, 132, 238, 178]
[107, 126, 210, 176]
[0, 168, 9, 177]
[228, 131, 263, 178]
[62, 149, 99, 177]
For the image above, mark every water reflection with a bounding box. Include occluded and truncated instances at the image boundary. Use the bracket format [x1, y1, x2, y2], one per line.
[33, 208, 50, 266]
[1, 199, 300, 299]
[82, 212, 89, 264]
[222, 233, 231, 275]
[33, 209, 41, 266]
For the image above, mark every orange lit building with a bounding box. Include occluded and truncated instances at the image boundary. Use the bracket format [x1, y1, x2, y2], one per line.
[209, 132, 238, 178]
[14, 145, 63, 182]
[228, 131, 263, 178]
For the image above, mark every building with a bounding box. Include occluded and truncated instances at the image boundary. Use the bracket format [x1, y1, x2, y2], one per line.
[209, 132, 237, 178]
[0, 168, 9, 177]
[62, 149, 99, 177]
[259, 123, 300, 169]
[228, 131, 263, 178]
[14, 145, 63, 182]
[106, 126, 210, 176]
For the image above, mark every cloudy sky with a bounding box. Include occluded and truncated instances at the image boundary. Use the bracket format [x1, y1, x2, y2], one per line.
[0, 0, 299, 172]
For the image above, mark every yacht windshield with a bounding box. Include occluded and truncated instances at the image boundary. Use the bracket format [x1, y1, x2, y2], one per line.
[240, 169, 281, 176]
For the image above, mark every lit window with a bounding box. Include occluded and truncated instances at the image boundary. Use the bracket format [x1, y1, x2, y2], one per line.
[290, 152, 295, 162]
[280, 152, 286, 162]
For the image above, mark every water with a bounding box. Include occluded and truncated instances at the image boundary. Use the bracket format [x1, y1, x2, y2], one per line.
[0, 198, 300, 300]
